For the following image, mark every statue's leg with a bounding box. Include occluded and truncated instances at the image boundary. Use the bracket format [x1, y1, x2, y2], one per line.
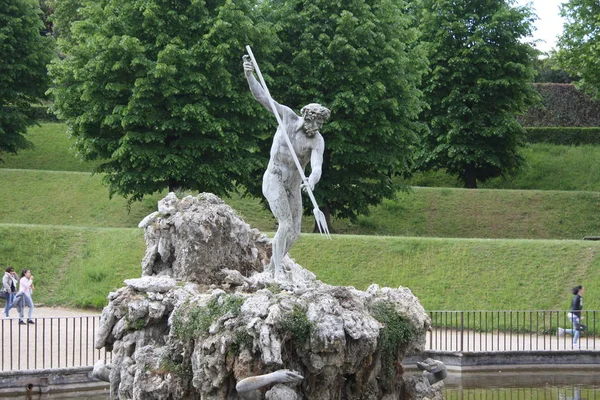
[263, 173, 293, 278]
[285, 186, 303, 255]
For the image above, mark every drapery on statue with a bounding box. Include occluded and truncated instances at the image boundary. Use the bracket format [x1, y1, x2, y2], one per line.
[243, 49, 331, 279]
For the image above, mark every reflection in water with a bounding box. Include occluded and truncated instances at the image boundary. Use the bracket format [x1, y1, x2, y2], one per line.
[444, 386, 598, 399]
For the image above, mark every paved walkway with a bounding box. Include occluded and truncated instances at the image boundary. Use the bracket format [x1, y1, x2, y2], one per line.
[427, 328, 599, 352]
[1, 307, 102, 371]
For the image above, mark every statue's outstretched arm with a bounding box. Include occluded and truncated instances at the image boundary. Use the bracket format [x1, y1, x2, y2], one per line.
[236, 369, 303, 396]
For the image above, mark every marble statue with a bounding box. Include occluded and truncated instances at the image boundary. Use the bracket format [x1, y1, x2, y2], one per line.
[243, 54, 330, 279]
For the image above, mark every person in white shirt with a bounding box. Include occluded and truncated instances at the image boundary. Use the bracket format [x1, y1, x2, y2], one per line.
[17, 269, 35, 325]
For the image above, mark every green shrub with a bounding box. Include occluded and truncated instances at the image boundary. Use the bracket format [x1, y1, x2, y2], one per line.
[229, 328, 254, 355]
[157, 355, 191, 378]
[371, 302, 414, 387]
[525, 127, 600, 145]
[172, 295, 244, 340]
[277, 305, 313, 344]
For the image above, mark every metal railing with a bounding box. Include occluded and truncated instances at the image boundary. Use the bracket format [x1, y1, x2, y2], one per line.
[1, 310, 596, 371]
[444, 387, 600, 399]
[1, 316, 111, 371]
[428, 310, 599, 351]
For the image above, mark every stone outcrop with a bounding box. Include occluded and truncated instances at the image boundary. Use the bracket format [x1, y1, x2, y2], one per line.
[95, 193, 440, 399]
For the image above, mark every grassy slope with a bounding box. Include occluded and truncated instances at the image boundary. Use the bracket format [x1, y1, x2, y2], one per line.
[2, 123, 600, 311]
[2, 224, 599, 312]
[409, 144, 600, 192]
[1, 123, 99, 172]
[3, 169, 600, 239]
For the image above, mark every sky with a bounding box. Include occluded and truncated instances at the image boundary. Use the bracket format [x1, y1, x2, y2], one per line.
[515, 0, 566, 54]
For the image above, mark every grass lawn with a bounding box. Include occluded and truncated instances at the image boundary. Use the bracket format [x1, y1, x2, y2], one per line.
[2, 122, 600, 312]
[2, 224, 599, 312]
[3, 168, 600, 239]
[409, 143, 600, 192]
[0, 123, 99, 172]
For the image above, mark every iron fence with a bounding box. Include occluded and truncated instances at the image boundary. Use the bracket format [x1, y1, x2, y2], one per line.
[1, 310, 597, 371]
[444, 387, 600, 399]
[428, 310, 599, 351]
[1, 316, 111, 371]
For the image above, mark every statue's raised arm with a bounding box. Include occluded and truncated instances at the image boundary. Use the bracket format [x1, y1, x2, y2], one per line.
[243, 55, 291, 122]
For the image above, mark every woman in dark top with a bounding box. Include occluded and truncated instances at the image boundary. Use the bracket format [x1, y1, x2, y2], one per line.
[558, 285, 584, 348]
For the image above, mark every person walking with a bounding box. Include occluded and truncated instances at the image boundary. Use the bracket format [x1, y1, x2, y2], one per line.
[2, 267, 18, 318]
[558, 285, 584, 349]
[16, 269, 35, 325]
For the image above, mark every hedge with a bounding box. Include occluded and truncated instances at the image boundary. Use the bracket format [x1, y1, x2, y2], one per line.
[525, 127, 600, 145]
[519, 83, 600, 127]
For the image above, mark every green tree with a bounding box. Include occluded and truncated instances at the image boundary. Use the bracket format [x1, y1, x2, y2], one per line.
[0, 0, 54, 162]
[416, 0, 539, 188]
[557, 0, 600, 98]
[533, 53, 575, 84]
[251, 0, 426, 225]
[49, 0, 277, 201]
[46, 0, 90, 48]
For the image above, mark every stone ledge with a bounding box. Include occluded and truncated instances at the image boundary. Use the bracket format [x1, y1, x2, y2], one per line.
[0, 367, 109, 397]
[405, 350, 600, 388]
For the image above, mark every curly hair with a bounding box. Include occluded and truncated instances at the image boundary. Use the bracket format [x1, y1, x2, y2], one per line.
[300, 103, 331, 121]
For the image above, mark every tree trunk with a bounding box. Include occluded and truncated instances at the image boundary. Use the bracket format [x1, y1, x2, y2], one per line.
[312, 205, 335, 234]
[168, 179, 181, 193]
[463, 165, 478, 189]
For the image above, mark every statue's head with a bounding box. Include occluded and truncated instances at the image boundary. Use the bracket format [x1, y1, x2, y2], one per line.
[301, 103, 330, 137]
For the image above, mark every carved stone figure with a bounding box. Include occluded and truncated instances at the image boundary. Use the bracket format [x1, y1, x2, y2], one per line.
[236, 369, 303, 400]
[243, 56, 330, 279]
[417, 358, 448, 385]
[401, 358, 447, 400]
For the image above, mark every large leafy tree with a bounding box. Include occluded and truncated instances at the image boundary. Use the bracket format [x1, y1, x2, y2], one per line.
[251, 0, 426, 225]
[49, 0, 276, 201]
[0, 0, 54, 162]
[557, 0, 600, 98]
[416, 0, 539, 188]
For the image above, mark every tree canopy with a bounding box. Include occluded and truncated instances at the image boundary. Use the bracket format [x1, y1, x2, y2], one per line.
[0, 0, 54, 162]
[250, 0, 426, 223]
[49, 0, 277, 201]
[557, 0, 600, 98]
[416, 0, 539, 188]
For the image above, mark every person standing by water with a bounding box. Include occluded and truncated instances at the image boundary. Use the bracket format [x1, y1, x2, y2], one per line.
[2, 267, 18, 318]
[558, 285, 584, 348]
[15, 269, 35, 325]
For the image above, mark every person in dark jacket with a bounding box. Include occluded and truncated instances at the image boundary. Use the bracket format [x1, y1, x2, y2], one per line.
[557, 285, 584, 348]
[2, 267, 18, 318]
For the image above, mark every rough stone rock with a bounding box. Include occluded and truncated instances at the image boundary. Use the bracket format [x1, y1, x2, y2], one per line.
[139, 193, 269, 284]
[125, 276, 177, 293]
[96, 193, 438, 399]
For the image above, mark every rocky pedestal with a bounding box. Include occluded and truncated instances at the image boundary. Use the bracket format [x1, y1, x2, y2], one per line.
[95, 193, 441, 399]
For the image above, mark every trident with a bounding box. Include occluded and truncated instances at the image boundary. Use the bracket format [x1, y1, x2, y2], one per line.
[245, 45, 331, 239]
